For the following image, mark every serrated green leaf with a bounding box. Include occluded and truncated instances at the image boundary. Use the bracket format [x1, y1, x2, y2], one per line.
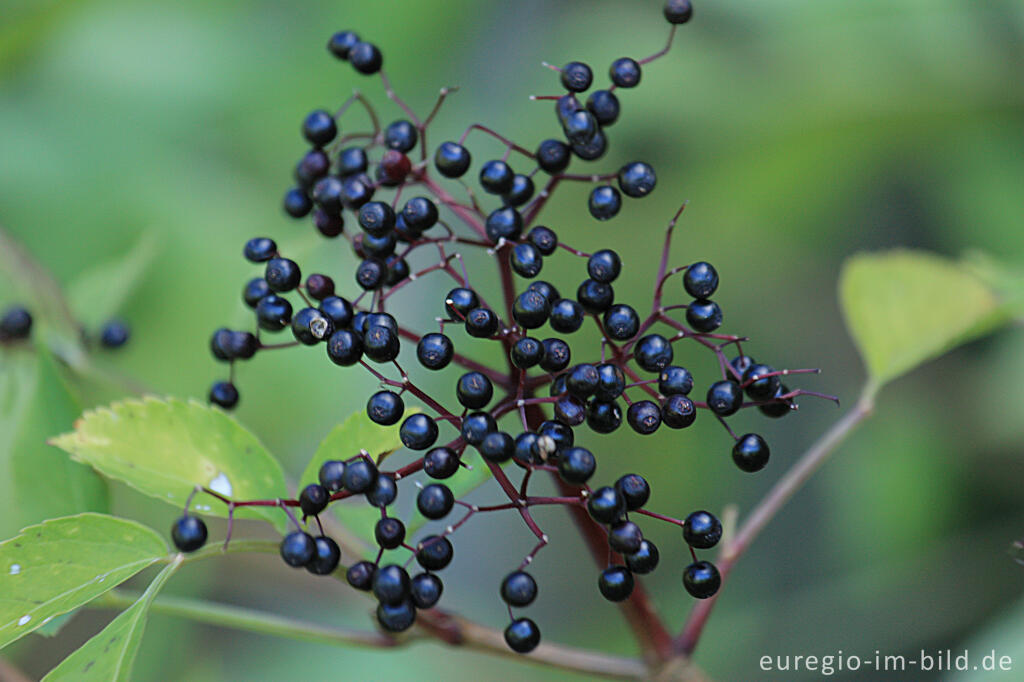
[0, 513, 167, 649]
[0, 351, 108, 539]
[42, 556, 181, 682]
[67, 232, 157, 329]
[839, 249, 1011, 389]
[49, 396, 288, 532]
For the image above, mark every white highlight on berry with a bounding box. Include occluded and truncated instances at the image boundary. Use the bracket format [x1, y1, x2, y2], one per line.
[209, 473, 233, 497]
[9, 564, 20, 575]
[17, 615, 30, 626]
[310, 317, 330, 339]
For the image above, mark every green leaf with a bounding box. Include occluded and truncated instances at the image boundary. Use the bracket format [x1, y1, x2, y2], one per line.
[839, 249, 1011, 389]
[0, 351, 108, 539]
[42, 556, 182, 682]
[67, 232, 157, 329]
[49, 396, 288, 532]
[0, 513, 167, 649]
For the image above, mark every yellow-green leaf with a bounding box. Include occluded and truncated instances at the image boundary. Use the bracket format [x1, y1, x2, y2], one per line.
[42, 556, 181, 681]
[49, 396, 288, 531]
[0, 513, 167, 649]
[839, 249, 1011, 389]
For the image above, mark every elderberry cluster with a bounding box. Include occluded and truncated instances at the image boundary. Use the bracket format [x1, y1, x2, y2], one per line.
[188, 0, 831, 654]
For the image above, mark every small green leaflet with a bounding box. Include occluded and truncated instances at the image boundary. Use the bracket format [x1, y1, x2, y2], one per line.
[0, 513, 167, 649]
[42, 556, 182, 681]
[50, 396, 289, 532]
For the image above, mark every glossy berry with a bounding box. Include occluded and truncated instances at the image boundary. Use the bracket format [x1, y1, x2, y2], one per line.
[349, 41, 382, 74]
[424, 447, 460, 479]
[416, 535, 454, 571]
[634, 334, 674, 372]
[401, 196, 439, 233]
[510, 242, 543, 278]
[312, 176, 344, 213]
[365, 474, 398, 508]
[588, 249, 621, 283]
[99, 320, 130, 348]
[375, 517, 406, 550]
[326, 329, 363, 366]
[313, 209, 344, 237]
[759, 385, 793, 418]
[434, 141, 471, 178]
[373, 564, 411, 605]
[593, 363, 625, 402]
[609, 57, 641, 87]
[586, 399, 622, 434]
[242, 277, 270, 308]
[664, 0, 694, 24]
[561, 61, 593, 91]
[283, 187, 312, 217]
[549, 299, 584, 334]
[683, 510, 722, 549]
[504, 174, 535, 207]
[513, 432, 541, 466]
[410, 572, 443, 609]
[355, 258, 387, 290]
[589, 185, 622, 220]
[302, 109, 337, 147]
[511, 336, 543, 369]
[558, 447, 596, 484]
[171, 516, 207, 553]
[733, 433, 770, 472]
[538, 420, 574, 455]
[500, 571, 538, 607]
[327, 30, 360, 59]
[686, 299, 722, 332]
[527, 225, 559, 255]
[461, 411, 497, 446]
[478, 431, 514, 463]
[598, 566, 634, 602]
[603, 304, 639, 341]
[445, 287, 479, 319]
[615, 474, 651, 511]
[244, 237, 276, 263]
[456, 371, 493, 409]
[291, 307, 333, 345]
[683, 561, 721, 599]
[417, 483, 454, 520]
[358, 201, 396, 237]
[346, 561, 376, 590]
[318, 460, 346, 492]
[707, 379, 743, 416]
[341, 458, 378, 494]
[339, 176, 374, 209]
[504, 618, 541, 654]
[627, 400, 662, 435]
[265, 258, 301, 292]
[540, 338, 571, 372]
[280, 531, 316, 567]
[587, 486, 625, 524]
[479, 160, 514, 195]
[608, 520, 644, 554]
[566, 363, 600, 399]
[536, 139, 571, 174]
[367, 390, 404, 426]
[400, 414, 439, 450]
[563, 109, 598, 145]
[465, 307, 499, 338]
[337, 146, 368, 176]
[683, 261, 719, 299]
[576, 278, 614, 313]
[659, 366, 694, 395]
[384, 119, 417, 152]
[295, 149, 330, 187]
[305, 273, 335, 300]
[527, 280, 560, 305]
[625, 539, 660, 574]
[586, 91, 619, 126]
[298, 483, 329, 517]
[363, 324, 399, 363]
[209, 381, 239, 409]
[513, 290, 550, 329]
[307, 536, 341, 575]
[743, 363, 780, 401]
[376, 600, 418, 633]
[485, 207, 523, 242]
[662, 394, 697, 429]
[416, 333, 454, 371]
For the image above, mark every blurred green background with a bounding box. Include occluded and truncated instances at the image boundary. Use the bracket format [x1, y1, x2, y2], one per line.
[1, 0, 1023, 679]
